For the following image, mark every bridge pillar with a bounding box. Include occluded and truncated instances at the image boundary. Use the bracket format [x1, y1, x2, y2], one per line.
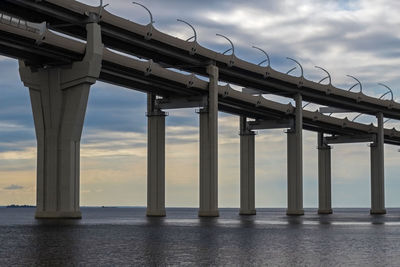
[146, 93, 166, 217]
[198, 65, 219, 217]
[18, 23, 103, 219]
[286, 93, 304, 215]
[317, 132, 332, 214]
[239, 116, 256, 215]
[370, 112, 386, 214]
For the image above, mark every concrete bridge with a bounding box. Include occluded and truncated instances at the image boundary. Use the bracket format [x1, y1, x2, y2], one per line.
[0, 0, 399, 218]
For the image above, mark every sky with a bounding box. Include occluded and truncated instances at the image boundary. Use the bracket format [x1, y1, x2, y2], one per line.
[0, 0, 400, 208]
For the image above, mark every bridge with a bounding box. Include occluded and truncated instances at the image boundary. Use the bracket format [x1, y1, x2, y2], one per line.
[0, 0, 399, 218]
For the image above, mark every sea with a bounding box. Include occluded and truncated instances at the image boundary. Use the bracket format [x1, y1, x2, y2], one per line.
[0, 207, 400, 266]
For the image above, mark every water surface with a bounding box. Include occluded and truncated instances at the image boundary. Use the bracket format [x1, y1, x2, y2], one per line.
[1, 207, 400, 266]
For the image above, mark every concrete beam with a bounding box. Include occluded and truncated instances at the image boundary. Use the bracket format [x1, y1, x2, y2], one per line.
[146, 93, 166, 217]
[286, 93, 304, 215]
[247, 118, 293, 130]
[324, 134, 375, 145]
[319, 107, 353, 113]
[155, 96, 207, 110]
[18, 23, 103, 219]
[317, 133, 332, 214]
[370, 112, 386, 214]
[198, 65, 219, 217]
[239, 116, 256, 215]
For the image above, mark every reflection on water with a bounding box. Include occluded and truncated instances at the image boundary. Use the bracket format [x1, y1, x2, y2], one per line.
[1, 207, 400, 265]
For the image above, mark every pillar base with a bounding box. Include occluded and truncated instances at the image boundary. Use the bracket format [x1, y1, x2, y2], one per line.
[318, 209, 333, 214]
[286, 209, 304, 216]
[198, 210, 219, 217]
[370, 209, 386, 215]
[239, 209, 256, 215]
[146, 209, 166, 217]
[35, 210, 82, 219]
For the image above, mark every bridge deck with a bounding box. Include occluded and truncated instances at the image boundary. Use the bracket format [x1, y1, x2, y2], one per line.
[0, 19, 399, 146]
[1, 0, 399, 119]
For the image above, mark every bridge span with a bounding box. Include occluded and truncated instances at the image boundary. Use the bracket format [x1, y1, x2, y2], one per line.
[0, 1, 399, 218]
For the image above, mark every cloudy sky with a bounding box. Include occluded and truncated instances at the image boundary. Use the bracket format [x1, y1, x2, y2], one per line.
[1, 0, 399, 208]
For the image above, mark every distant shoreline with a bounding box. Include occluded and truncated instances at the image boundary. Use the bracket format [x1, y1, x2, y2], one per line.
[2, 206, 391, 209]
[6, 205, 35, 208]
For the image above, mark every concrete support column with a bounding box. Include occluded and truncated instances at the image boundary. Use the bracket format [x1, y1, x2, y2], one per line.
[198, 65, 219, 217]
[239, 116, 256, 215]
[370, 112, 386, 214]
[146, 94, 166, 217]
[317, 132, 332, 214]
[286, 93, 304, 215]
[18, 23, 103, 219]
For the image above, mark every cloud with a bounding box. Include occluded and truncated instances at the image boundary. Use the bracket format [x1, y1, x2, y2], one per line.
[3, 184, 24, 190]
[0, 56, 13, 62]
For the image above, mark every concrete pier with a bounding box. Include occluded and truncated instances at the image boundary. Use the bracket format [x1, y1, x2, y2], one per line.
[317, 132, 332, 214]
[198, 65, 219, 217]
[370, 112, 386, 214]
[239, 116, 256, 215]
[286, 94, 304, 215]
[18, 23, 103, 219]
[146, 94, 166, 216]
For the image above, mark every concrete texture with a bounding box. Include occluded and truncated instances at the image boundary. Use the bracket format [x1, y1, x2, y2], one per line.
[146, 93, 166, 217]
[198, 65, 219, 217]
[239, 116, 256, 215]
[287, 94, 304, 216]
[318, 132, 333, 214]
[18, 23, 103, 219]
[370, 113, 386, 214]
